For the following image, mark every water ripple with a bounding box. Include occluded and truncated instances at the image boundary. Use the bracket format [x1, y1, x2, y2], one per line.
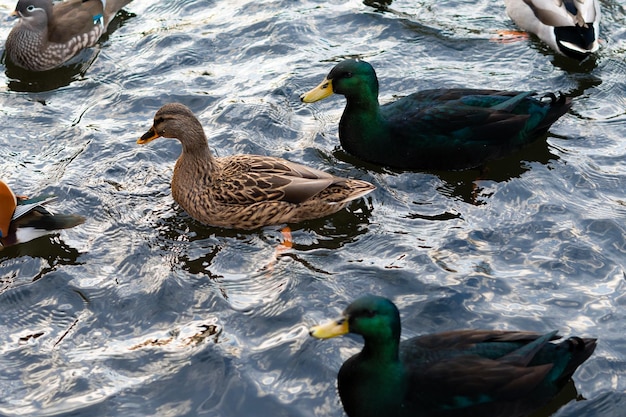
[0, 0, 624, 415]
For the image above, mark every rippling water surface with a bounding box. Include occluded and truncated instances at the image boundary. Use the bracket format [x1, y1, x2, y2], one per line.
[0, 0, 625, 416]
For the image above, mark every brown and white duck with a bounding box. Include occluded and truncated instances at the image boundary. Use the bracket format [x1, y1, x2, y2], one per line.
[5, 0, 132, 71]
[137, 103, 376, 230]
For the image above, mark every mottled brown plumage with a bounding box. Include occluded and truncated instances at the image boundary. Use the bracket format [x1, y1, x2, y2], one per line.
[137, 103, 375, 230]
[5, 0, 132, 71]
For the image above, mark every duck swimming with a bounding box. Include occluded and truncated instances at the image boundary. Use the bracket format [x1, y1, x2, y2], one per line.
[504, 0, 600, 60]
[5, 0, 133, 71]
[0, 180, 85, 247]
[300, 59, 572, 171]
[137, 103, 375, 230]
[310, 295, 596, 417]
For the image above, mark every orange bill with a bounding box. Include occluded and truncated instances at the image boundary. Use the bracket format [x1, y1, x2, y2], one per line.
[137, 126, 160, 144]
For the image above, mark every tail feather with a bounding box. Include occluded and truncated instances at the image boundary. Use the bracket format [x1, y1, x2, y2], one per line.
[501, 331, 559, 366]
[21, 212, 86, 231]
[13, 196, 57, 220]
[339, 180, 376, 203]
[556, 337, 597, 386]
[533, 92, 572, 135]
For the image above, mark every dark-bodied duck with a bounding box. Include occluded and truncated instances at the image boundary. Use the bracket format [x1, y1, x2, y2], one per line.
[5, 0, 132, 71]
[300, 59, 572, 171]
[310, 295, 596, 417]
[0, 180, 85, 247]
[137, 103, 375, 230]
[504, 0, 600, 60]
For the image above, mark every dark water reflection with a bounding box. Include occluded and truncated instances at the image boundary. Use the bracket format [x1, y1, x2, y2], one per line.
[4, 61, 90, 93]
[0, 236, 82, 285]
[0, 0, 625, 416]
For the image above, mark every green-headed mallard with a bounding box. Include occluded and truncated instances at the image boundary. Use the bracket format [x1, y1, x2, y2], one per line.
[310, 295, 596, 417]
[137, 103, 375, 230]
[504, 0, 600, 60]
[0, 180, 85, 247]
[300, 59, 572, 171]
[5, 0, 132, 71]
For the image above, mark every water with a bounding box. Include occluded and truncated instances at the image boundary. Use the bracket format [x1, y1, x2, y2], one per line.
[0, 0, 625, 416]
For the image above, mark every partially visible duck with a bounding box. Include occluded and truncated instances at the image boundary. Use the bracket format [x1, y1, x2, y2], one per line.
[0, 180, 85, 247]
[137, 103, 375, 230]
[504, 0, 600, 60]
[310, 295, 597, 417]
[300, 59, 572, 171]
[5, 0, 133, 71]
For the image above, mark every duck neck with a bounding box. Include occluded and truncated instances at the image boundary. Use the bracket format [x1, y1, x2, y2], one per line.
[361, 334, 400, 364]
[176, 124, 218, 175]
[344, 93, 381, 116]
[342, 76, 380, 115]
[172, 128, 216, 208]
[340, 96, 385, 155]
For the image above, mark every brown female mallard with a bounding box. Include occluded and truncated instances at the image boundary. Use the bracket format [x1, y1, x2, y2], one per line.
[137, 103, 375, 230]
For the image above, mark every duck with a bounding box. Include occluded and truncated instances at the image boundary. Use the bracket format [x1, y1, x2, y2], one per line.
[5, 0, 132, 71]
[137, 103, 375, 230]
[310, 295, 596, 417]
[504, 0, 600, 60]
[0, 180, 85, 247]
[300, 59, 572, 171]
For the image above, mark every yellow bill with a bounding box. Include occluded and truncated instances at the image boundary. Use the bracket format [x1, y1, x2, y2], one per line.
[309, 316, 349, 339]
[300, 78, 334, 103]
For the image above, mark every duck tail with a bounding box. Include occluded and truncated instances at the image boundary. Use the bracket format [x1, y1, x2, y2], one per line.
[338, 180, 376, 204]
[13, 197, 57, 220]
[533, 92, 572, 135]
[103, 0, 133, 27]
[24, 212, 86, 231]
[554, 337, 597, 386]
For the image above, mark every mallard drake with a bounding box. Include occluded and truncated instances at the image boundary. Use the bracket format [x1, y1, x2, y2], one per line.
[504, 0, 600, 60]
[137, 103, 375, 230]
[0, 180, 85, 247]
[5, 0, 132, 71]
[300, 59, 572, 171]
[310, 295, 596, 417]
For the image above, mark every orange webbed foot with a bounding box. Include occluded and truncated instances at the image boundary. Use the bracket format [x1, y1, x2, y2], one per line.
[491, 30, 530, 44]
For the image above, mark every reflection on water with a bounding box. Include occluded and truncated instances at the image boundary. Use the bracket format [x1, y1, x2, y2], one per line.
[4, 60, 91, 93]
[151, 199, 373, 311]
[0, 0, 624, 416]
[0, 235, 82, 288]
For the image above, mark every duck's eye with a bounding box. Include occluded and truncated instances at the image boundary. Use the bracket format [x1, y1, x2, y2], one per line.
[344, 72, 353, 79]
[26, 4, 35, 11]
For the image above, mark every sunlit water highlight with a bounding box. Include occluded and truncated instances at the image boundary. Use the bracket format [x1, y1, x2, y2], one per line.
[0, 0, 625, 416]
